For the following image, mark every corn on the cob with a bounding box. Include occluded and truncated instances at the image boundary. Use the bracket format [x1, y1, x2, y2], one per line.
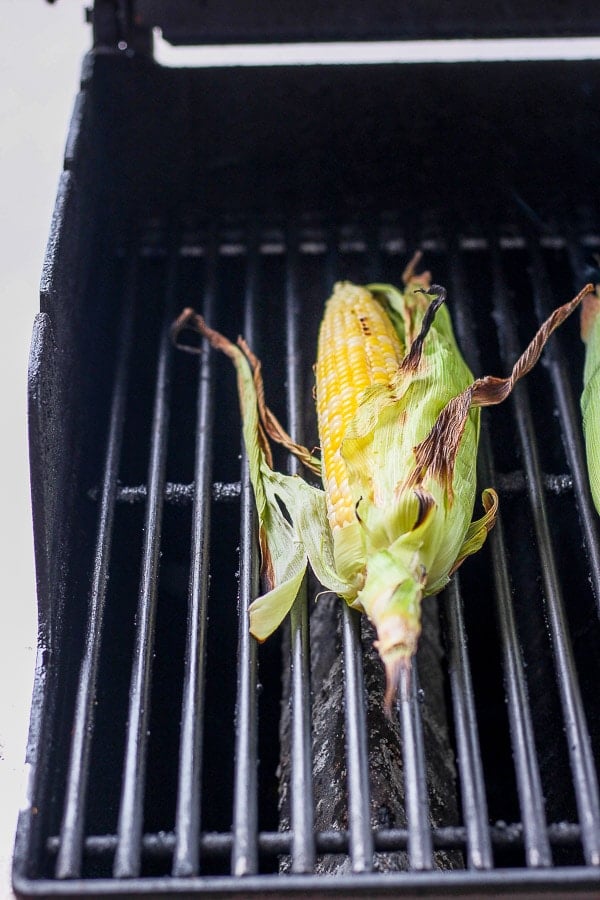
[581, 284, 600, 514]
[316, 282, 405, 528]
[173, 261, 592, 708]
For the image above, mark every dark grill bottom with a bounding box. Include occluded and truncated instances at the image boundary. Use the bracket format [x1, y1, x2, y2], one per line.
[16, 215, 600, 897]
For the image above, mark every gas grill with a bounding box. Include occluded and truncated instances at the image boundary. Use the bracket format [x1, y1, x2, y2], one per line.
[13, 2, 600, 897]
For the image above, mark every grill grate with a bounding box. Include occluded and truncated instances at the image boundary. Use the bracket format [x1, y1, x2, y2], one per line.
[17, 218, 600, 897]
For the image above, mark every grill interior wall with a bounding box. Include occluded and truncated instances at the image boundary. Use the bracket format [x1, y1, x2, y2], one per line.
[16, 49, 600, 895]
[88, 56, 600, 221]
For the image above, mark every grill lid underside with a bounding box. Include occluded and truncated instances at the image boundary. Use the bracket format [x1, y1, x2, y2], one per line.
[109, 0, 600, 45]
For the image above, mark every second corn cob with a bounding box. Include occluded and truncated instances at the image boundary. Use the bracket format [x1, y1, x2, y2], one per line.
[581, 284, 600, 514]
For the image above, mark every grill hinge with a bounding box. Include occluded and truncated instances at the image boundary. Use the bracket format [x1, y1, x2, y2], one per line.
[87, 0, 153, 56]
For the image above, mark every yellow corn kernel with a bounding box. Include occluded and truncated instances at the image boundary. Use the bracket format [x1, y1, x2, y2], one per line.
[315, 282, 404, 531]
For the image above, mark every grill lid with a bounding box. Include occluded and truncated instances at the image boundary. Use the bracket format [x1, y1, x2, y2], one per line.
[89, 0, 600, 48]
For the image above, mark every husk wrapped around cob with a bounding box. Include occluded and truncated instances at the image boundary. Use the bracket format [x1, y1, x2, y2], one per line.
[581, 284, 600, 514]
[173, 257, 591, 707]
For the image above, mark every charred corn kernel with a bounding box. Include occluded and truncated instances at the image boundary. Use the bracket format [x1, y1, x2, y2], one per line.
[581, 285, 600, 514]
[173, 263, 593, 708]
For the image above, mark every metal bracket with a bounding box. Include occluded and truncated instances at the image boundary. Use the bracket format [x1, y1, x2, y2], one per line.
[88, 0, 153, 56]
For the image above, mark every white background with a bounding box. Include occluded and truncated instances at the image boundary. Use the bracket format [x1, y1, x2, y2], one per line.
[0, 2, 88, 897]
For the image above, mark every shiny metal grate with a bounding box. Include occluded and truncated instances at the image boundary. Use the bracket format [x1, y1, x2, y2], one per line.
[16, 218, 600, 898]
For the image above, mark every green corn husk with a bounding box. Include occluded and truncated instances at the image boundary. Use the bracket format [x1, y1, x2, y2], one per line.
[581, 285, 600, 514]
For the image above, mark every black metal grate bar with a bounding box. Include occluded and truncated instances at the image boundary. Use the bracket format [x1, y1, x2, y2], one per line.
[327, 231, 374, 874]
[444, 247, 494, 870]
[285, 230, 316, 874]
[113, 244, 178, 878]
[450, 248, 553, 868]
[231, 232, 260, 877]
[54, 254, 138, 880]
[46, 820, 589, 864]
[490, 241, 600, 867]
[340, 604, 375, 872]
[46, 819, 588, 861]
[396, 665, 434, 870]
[171, 237, 218, 877]
[388, 228, 432, 872]
[483, 424, 554, 868]
[104, 469, 574, 508]
[444, 577, 493, 870]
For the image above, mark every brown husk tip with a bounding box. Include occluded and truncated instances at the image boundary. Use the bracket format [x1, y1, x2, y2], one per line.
[383, 652, 412, 716]
[402, 249, 431, 289]
[581, 286, 600, 343]
[171, 307, 206, 354]
[171, 307, 240, 362]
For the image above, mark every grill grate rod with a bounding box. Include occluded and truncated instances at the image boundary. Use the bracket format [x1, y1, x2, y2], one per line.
[396, 664, 434, 869]
[104, 469, 575, 508]
[451, 246, 552, 868]
[444, 252, 494, 870]
[230, 231, 260, 877]
[46, 820, 586, 861]
[54, 254, 138, 880]
[490, 241, 600, 867]
[171, 236, 218, 877]
[482, 426, 553, 868]
[113, 244, 178, 878]
[445, 577, 494, 870]
[340, 604, 375, 872]
[391, 229, 432, 872]
[285, 231, 316, 874]
[328, 232, 374, 874]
